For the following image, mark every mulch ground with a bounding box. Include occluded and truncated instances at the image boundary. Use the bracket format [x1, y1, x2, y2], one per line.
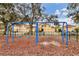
[0, 35, 79, 56]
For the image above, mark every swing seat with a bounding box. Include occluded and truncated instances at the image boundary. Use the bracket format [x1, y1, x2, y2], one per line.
[26, 35, 30, 39]
[18, 36, 22, 38]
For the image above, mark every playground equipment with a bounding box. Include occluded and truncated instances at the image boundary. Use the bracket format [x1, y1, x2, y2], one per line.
[37, 22, 68, 48]
[5, 22, 68, 48]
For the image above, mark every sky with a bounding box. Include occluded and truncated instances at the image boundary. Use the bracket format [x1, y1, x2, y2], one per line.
[42, 3, 75, 25]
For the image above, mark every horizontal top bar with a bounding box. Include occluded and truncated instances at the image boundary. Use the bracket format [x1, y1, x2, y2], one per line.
[12, 22, 68, 24]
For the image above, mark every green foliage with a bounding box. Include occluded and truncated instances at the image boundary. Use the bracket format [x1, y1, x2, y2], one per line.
[67, 3, 79, 23]
[55, 25, 61, 32]
[0, 3, 16, 23]
[75, 28, 79, 32]
[0, 3, 13, 8]
[0, 3, 17, 34]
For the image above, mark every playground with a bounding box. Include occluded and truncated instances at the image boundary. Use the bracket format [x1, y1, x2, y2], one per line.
[0, 22, 79, 56]
[0, 3, 79, 56]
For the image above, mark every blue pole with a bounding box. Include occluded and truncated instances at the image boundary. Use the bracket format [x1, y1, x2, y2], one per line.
[12, 23, 14, 43]
[12, 22, 67, 24]
[36, 22, 39, 45]
[5, 23, 9, 44]
[66, 23, 68, 48]
[62, 23, 64, 45]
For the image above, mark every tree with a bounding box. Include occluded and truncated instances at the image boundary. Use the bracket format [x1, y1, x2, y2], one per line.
[67, 3, 79, 42]
[31, 3, 42, 18]
[67, 3, 79, 23]
[12, 3, 33, 35]
[49, 15, 59, 25]
[31, 3, 42, 34]
[14, 3, 42, 34]
[49, 15, 59, 32]
[0, 3, 17, 35]
[13, 3, 32, 18]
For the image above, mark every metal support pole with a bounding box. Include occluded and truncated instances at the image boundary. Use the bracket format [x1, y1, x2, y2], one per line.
[62, 23, 64, 45]
[5, 23, 9, 44]
[12, 23, 14, 43]
[36, 22, 39, 45]
[66, 23, 68, 48]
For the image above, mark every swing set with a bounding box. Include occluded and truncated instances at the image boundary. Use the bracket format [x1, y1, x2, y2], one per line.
[4, 22, 68, 48]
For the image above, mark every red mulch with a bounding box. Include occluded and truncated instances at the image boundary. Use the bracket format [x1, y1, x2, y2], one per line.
[0, 35, 79, 56]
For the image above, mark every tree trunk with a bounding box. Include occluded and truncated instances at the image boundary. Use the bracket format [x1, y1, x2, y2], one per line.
[31, 3, 35, 35]
[55, 27, 57, 32]
[30, 24, 33, 35]
[9, 26, 12, 36]
[4, 23, 7, 35]
[75, 29, 78, 42]
[76, 32, 78, 42]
